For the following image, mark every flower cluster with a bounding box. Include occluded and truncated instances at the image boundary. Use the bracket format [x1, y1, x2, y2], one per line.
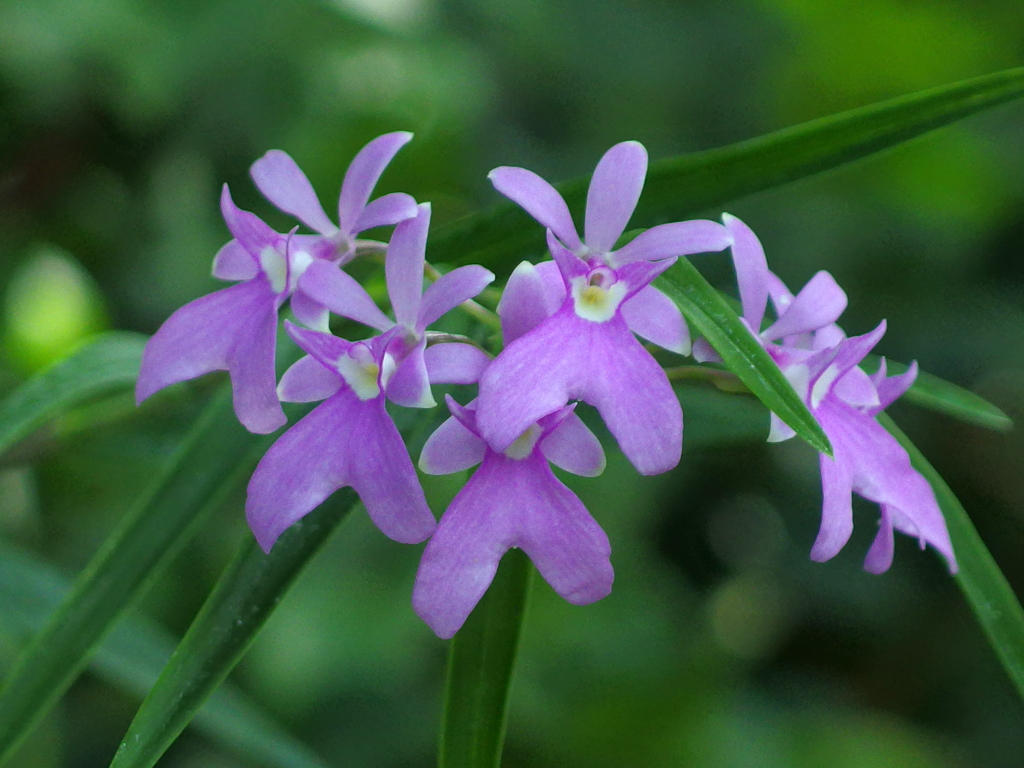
[137, 134, 956, 639]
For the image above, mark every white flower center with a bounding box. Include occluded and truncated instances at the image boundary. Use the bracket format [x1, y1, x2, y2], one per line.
[260, 247, 288, 294]
[503, 423, 543, 460]
[337, 347, 383, 400]
[287, 249, 314, 292]
[810, 364, 841, 409]
[570, 268, 627, 323]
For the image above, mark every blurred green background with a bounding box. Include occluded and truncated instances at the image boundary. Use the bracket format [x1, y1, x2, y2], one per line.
[2, 0, 1024, 765]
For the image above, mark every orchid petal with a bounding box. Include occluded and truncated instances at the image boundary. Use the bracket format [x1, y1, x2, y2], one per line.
[547, 230, 589, 282]
[387, 339, 436, 408]
[767, 412, 797, 443]
[338, 131, 414, 234]
[833, 366, 880, 409]
[284, 321, 355, 370]
[290, 289, 330, 331]
[488, 167, 582, 251]
[826, 321, 887, 383]
[478, 309, 681, 475]
[499, 261, 555, 345]
[864, 506, 896, 574]
[352, 192, 419, 233]
[691, 338, 722, 363]
[299, 260, 394, 332]
[540, 412, 606, 477]
[424, 343, 491, 385]
[412, 452, 611, 639]
[722, 213, 770, 332]
[246, 389, 435, 551]
[584, 141, 647, 254]
[766, 272, 795, 316]
[212, 240, 258, 281]
[620, 284, 691, 355]
[613, 220, 731, 266]
[762, 271, 847, 341]
[810, 443, 855, 563]
[419, 265, 495, 329]
[419, 414, 486, 475]
[386, 203, 430, 328]
[871, 359, 918, 414]
[277, 354, 341, 403]
[219, 185, 280, 257]
[136, 279, 285, 434]
[250, 150, 337, 235]
[816, 401, 956, 572]
[614, 258, 675, 300]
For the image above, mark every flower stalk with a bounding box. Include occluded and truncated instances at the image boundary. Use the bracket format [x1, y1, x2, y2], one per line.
[439, 548, 533, 768]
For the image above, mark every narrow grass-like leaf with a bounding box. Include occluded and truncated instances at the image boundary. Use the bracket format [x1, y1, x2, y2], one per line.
[863, 358, 1013, 432]
[0, 332, 146, 458]
[109, 491, 357, 768]
[655, 259, 831, 456]
[0, 385, 268, 763]
[440, 548, 532, 768]
[880, 414, 1024, 701]
[430, 67, 1024, 270]
[0, 542, 326, 768]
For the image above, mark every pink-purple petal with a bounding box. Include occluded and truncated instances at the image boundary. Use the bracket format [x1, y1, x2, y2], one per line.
[863, 506, 896, 574]
[277, 354, 341, 403]
[136, 278, 286, 434]
[762, 271, 848, 342]
[419, 265, 495, 329]
[386, 203, 430, 328]
[246, 388, 435, 551]
[477, 308, 681, 475]
[584, 141, 647, 254]
[219, 185, 281, 258]
[424, 343, 492, 385]
[488, 167, 583, 251]
[338, 131, 414, 234]
[539, 412, 606, 477]
[386, 339, 436, 408]
[353, 192, 419, 233]
[498, 261, 558, 345]
[722, 213, 770, 333]
[419, 413, 486, 475]
[613, 220, 731, 266]
[614, 258, 675, 300]
[250, 150, 337, 236]
[290, 289, 330, 331]
[412, 451, 612, 639]
[298, 260, 394, 332]
[620, 284, 691, 355]
[811, 447, 855, 563]
[870, 359, 918, 414]
[284, 321, 356, 370]
[212, 240, 258, 281]
[547, 230, 589, 281]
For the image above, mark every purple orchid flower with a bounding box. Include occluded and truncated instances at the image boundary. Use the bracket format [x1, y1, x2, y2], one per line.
[243, 131, 419, 330]
[413, 396, 611, 639]
[720, 214, 956, 574]
[298, 202, 495, 408]
[477, 141, 732, 475]
[137, 188, 298, 434]
[136, 133, 419, 434]
[246, 322, 436, 552]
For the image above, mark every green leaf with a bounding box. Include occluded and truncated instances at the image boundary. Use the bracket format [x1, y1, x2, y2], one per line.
[863, 358, 1013, 432]
[440, 548, 532, 768]
[880, 414, 1024, 702]
[0, 542, 327, 768]
[109, 491, 357, 768]
[0, 332, 146, 458]
[0, 385, 268, 763]
[430, 66, 1024, 270]
[655, 259, 832, 456]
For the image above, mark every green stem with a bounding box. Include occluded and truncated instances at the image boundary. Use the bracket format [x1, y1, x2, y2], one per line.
[439, 549, 533, 768]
